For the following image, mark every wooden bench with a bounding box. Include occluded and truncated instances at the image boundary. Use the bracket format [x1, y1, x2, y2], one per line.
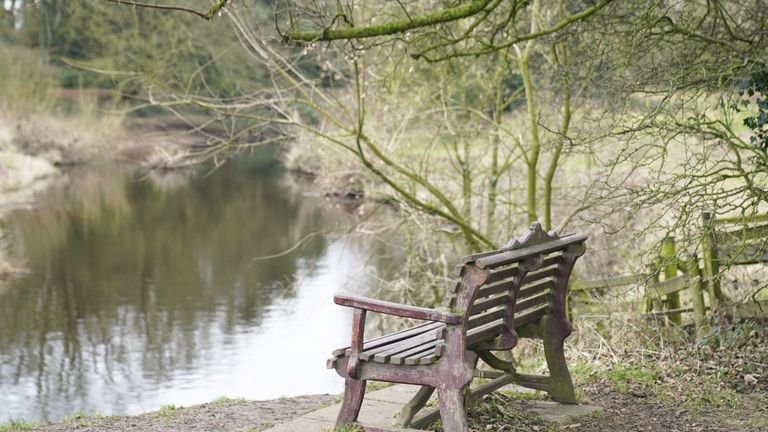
[328, 222, 587, 431]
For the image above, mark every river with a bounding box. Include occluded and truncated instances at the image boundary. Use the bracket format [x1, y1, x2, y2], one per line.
[0, 153, 390, 422]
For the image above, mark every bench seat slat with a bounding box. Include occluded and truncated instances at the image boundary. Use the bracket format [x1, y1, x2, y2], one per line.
[332, 321, 443, 357]
[367, 329, 442, 362]
[395, 342, 440, 365]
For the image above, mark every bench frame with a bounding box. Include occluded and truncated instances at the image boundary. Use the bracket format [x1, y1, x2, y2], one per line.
[328, 222, 587, 431]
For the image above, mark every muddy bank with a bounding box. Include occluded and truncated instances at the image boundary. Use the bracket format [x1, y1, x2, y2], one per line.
[25, 394, 337, 432]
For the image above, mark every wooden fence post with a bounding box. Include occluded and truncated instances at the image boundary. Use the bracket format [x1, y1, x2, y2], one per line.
[700, 212, 724, 309]
[660, 237, 682, 325]
[684, 253, 707, 336]
[644, 263, 660, 313]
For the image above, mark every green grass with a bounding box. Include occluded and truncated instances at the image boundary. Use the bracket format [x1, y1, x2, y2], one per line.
[606, 363, 660, 394]
[0, 419, 39, 432]
[156, 404, 183, 417]
[210, 396, 246, 407]
[675, 376, 741, 409]
[61, 412, 100, 428]
[749, 412, 768, 428]
[321, 425, 363, 432]
[500, 389, 543, 400]
[365, 381, 394, 392]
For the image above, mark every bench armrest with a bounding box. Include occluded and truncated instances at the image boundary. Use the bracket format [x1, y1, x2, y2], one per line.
[334, 293, 462, 324]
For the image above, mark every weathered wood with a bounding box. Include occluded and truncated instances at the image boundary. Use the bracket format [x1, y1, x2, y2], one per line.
[512, 305, 548, 327]
[522, 267, 559, 285]
[571, 274, 644, 291]
[515, 292, 551, 314]
[348, 308, 367, 378]
[337, 379, 366, 426]
[515, 373, 552, 392]
[714, 213, 768, 224]
[475, 233, 588, 269]
[485, 255, 561, 285]
[335, 293, 462, 323]
[643, 306, 709, 317]
[365, 330, 440, 363]
[684, 254, 707, 336]
[717, 241, 768, 265]
[647, 275, 688, 297]
[718, 223, 768, 242]
[660, 237, 682, 325]
[410, 374, 515, 429]
[333, 321, 440, 357]
[399, 385, 434, 427]
[468, 293, 509, 315]
[466, 308, 505, 330]
[329, 222, 586, 431]
[726, 300, 768, 319]
[516, 279, 554, 300]
[701, 212, 724, 307]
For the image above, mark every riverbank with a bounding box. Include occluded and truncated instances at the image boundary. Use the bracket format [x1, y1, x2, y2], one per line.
[3, 394, 337, 432]
[0, 110, 213, 282]
[7, 376, 764, 431]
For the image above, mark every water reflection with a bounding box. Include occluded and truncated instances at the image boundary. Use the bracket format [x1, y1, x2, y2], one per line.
[0, 154, 381, 421]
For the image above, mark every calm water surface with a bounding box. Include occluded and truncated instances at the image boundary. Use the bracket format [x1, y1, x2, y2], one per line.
[0, 154, 387, 421]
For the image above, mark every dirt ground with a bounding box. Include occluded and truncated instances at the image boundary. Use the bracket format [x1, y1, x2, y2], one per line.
[463, 385, 766, 432]
[20, 382, 766, 432]
[28, 394, 338, 432]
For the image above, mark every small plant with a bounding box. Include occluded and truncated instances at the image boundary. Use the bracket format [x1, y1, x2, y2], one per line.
[366, 381, 394, 392]
[500, 389, 543, 400]
[606, 363, 659, 394]
[321, 424, 363, 432]
[0, 419, 38, 432]
[211, 396, 245, 406]
[157, 404, 182, 417]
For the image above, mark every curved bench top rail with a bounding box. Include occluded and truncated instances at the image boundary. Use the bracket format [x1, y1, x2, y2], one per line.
[464, 234, 587, 269]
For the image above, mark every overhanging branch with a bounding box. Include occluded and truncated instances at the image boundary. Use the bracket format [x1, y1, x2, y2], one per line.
[105, 0, 230, 20]
[285, 0, 495, 42]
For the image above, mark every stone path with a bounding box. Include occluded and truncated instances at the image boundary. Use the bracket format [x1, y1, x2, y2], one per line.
[263, 384, 602, 431]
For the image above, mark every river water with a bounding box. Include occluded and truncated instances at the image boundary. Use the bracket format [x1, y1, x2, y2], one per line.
[0, 153, 389, 421]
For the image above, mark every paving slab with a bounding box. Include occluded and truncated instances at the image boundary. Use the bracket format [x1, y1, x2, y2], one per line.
[304, 398, 402, 423]
[263, 384, 601, 431]
[365, 384, 420, 404]
[264, 416, 331, 432]
[506, 399, 603, 424]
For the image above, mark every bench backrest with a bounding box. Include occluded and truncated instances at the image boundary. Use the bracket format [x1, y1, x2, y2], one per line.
[447, 222, 587, 350]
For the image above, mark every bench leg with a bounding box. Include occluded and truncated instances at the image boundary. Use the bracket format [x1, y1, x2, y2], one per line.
[400, 385, 434, 427]
[542, 316, 576, 404]
[336, 378, 367, 426]
[437, 385, 469, 432]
